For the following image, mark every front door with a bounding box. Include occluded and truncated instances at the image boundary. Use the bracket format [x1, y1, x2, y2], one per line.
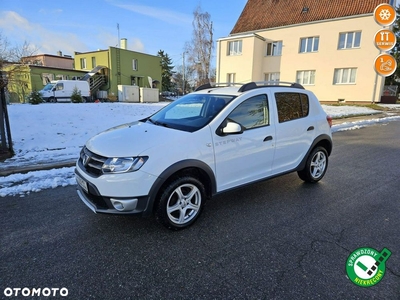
[211, 94, 276, 192]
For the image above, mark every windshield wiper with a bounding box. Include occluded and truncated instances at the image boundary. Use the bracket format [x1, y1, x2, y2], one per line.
[148, 118, 169, 128]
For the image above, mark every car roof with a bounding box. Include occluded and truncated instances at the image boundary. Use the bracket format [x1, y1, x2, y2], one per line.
[193, 81, 305, 96]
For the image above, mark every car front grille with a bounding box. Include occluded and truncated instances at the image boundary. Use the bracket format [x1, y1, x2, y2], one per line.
[80, 146, 107, 176]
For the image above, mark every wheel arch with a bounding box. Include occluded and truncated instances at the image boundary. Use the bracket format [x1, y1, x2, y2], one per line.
[297, 134, 333, 171]
[143, 159, 216, 216]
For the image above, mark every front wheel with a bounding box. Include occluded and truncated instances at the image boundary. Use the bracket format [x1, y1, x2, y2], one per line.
[155, 176, 206, 230]
[298, 146, 328, 183]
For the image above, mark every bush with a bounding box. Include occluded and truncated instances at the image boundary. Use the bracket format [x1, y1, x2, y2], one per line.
[71, 86, 83, 103]
[28, 90, 43, 105]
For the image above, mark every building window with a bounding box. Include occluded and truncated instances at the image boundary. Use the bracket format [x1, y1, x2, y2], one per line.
[91, 57, 96, 68]
[300, 37, 319, 53]
[338, 32, 361, 49]
[132, 59, 138, 71]
[275, 93, 309, 123]
[333, 68, 357, 84]
[42, 73, 54, 84]
[266, 41, 282, 56]
[56, 74, 68, 80]
[80, 58, 87, 69]
[227, 73, 236, 84]
[228, 40, 242, 55]
[296, 70, 315, 85]
[264, 72, 280, 83]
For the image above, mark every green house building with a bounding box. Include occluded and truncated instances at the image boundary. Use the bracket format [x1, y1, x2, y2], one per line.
[74, 44, 161, 100]
[4, 41, 162, 103]
[4, 64, 87, 103]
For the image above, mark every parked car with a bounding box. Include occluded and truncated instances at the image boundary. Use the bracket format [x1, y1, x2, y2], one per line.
[75, 82, 333, 230]
[39, 80, 90, 103]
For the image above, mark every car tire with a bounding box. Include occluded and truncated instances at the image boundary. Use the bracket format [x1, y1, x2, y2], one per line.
[49, 97, 56, 103]
[155, 176, 206, 230]
[297, 146, 328, 183]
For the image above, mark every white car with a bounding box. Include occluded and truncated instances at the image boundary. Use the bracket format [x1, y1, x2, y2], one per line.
[75, 82, 333, 230]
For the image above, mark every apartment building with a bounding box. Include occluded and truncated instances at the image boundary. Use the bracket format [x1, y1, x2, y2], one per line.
[216, 0, 394, 102]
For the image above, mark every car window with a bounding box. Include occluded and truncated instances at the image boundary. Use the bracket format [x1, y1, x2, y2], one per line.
[149, 94, 236, 132]
[56, 83, 64, 91]
[228, 94, 269, 129]
[275, 92, 309, 123]
[165, 100, 203, 119]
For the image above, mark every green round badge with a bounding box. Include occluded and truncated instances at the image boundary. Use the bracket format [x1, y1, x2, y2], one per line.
[346, 247, 391, 287]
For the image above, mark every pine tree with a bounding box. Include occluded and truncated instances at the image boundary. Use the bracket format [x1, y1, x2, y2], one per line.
[71, 86, 83, 103]
[385, 5, 400, 86]
[28, 90, 43, 105]
[157, 50, 175, 92]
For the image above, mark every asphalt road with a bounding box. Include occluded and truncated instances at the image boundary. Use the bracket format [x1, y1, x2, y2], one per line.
[1, 121, 400, 299]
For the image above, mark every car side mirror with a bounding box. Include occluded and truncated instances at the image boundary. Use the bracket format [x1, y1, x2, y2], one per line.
[222, 121, 243, 135]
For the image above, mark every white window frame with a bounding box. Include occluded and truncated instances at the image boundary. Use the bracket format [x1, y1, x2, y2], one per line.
[333, 68, 357, 84]
[227, 73, 236, 84]
[296, 70, 315, 85]
[133, 59, 138, 71]
[228, 40, 242, 56]
[42, 73, 54, 84]
[264, 72, 280, 83]
[266, 41, 282, 56]
[338, 32, 361, 49]
[299, 36, 319, 53]
[80, 58, 87, 69]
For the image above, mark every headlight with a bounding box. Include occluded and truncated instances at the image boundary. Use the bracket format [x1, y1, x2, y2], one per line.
[102, 156, 148, 174]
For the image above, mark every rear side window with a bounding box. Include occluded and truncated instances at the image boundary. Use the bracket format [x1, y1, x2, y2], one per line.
[275, 93, 309, 123]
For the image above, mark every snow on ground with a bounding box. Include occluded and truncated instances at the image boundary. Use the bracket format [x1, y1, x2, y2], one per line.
[1, 102, 400, 197]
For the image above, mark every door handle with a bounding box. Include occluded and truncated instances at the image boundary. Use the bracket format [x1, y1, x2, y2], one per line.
[307, 126, 314, 131]
[264, 136, 273, 142]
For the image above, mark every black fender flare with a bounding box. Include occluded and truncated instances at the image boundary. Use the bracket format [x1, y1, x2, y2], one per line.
[142, 159, 217, 216]
[297, 134, 333, 171]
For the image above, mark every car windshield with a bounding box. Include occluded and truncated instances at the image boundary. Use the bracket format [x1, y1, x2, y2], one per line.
[42, 83, 55, 91]
[148, 93, 236, 132]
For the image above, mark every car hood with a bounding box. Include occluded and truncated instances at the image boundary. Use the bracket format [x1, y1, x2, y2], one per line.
[86, 121, 189, 157]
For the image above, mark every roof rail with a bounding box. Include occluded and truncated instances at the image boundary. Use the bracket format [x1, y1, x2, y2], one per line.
[238, 82, 257, 92]
[195, 81, 304, 92]
[194, 82, 244, 92]
[239, 81, 305, 92]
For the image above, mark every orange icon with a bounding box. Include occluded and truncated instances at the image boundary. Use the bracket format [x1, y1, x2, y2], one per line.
[374, 29, 396, 51]
[374, 4, 396, 26]
[374, 53, 397, 77]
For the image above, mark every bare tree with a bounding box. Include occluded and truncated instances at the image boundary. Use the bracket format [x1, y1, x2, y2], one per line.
[0, 32, 39, 66]
[0, 32, 39, 102]
[185, 5, 214, 87]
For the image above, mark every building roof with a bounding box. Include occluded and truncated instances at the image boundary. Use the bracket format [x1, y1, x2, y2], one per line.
[230, 0, 390, 34]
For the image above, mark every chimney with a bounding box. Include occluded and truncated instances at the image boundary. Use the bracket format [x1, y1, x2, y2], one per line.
[57, 51, 62, 56]
[121, 38, 127, 50]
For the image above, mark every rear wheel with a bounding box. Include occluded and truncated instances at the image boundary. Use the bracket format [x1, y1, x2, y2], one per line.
[156, 176, 206, 230]
[298, 146, 328, 183]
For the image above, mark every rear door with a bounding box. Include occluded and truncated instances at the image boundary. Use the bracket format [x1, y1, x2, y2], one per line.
[271, 91, 315, 173]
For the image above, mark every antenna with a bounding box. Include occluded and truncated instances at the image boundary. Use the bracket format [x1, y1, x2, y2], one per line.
[117, 23, 120, 48]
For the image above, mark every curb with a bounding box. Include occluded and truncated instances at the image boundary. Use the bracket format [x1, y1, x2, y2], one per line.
[0, 161, 76, 177]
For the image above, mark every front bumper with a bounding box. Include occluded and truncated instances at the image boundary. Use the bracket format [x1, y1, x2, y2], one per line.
[75, 168, 153, 215]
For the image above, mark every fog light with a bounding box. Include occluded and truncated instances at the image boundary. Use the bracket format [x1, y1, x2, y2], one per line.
[110, 198, 138, 211]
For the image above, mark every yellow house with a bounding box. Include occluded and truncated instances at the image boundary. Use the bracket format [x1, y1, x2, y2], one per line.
[216, 0, 393, 103]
